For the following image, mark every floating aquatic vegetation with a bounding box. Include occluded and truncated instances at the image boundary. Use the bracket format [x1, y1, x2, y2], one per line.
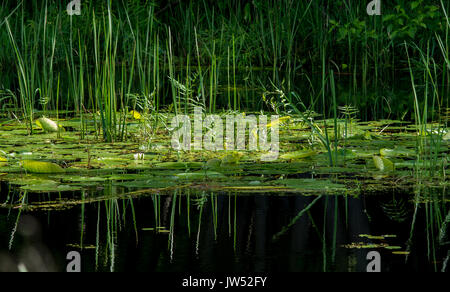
[220, 152, 242, 166]
[114, 180, 176, 189]
[175, 171, 226, 181]
[342, 241, 404, 252]
[21, 160, 65, 174]
[54, 176, 109, 183]
[20, 182, 81, 193]
[66, 244, 97, 250]
[342, 242, 389, 249]
[380, 148, 415, 158]
[272, 178, 346, 192]
[154, 162, 204, 170]
[142, 227, 170, 234]
[391, 251, 410, 255]
[204, 158, 222, 170]
[280, 150, 317, 160]
[359, 234, 397, 240]
[204, 154, 244, 170]
[0, 115, 446, 199]
[373, 156, 395, 172]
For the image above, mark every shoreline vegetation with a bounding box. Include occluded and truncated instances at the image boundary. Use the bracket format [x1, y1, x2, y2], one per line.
[0, 0, 448, 272]
[0, 0, 447, 177]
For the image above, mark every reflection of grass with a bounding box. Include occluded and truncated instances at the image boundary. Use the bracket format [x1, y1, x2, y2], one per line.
[272, 195, 323, 241]
[2, 183, 449, 271]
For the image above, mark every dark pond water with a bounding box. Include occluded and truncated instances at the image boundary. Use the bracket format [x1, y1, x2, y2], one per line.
[1, 187, 448, 272]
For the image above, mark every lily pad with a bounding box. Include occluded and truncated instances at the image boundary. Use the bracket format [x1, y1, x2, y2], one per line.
[21, 160, 65, 174]
[204, 158, 222, 170]
[114, 180, 175, 189]
[220, 153, 242, 165]
[392, 251, 410, 255]
[55, 176, 108, 183]
[380, 148, 415, 157]
[175, 171, 225, 180]
[373, 156, 395, 172]
[280, 150, 317, 160]
[272, 178, 346, 191]
[154, 162, 203, 170]
[21, 182, 81, 192]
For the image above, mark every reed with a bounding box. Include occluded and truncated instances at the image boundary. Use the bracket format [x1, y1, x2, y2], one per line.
[0, 0, 448, 139]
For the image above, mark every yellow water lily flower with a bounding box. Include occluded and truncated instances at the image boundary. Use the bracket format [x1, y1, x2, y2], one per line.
[129, 110, 142, 120]
[251, 116, 291, 139]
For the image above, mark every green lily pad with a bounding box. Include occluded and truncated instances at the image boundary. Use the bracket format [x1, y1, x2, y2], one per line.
[21, 160, 65, 174]
[114, 180, 175, 189]
[380, 148, 415, 157]
[220, 153, 242, 165]
[384, 246, 402, 250]
[21, 182, 81, 192]
[205, 158, 222, 170]
[55, 176, 108, 183]
[280, 150, 317, 160]
[154, 162, 203, 170]
[373, 156, 395, 172]
[175, 171, 226, 180]
[272, 178, 346, 191]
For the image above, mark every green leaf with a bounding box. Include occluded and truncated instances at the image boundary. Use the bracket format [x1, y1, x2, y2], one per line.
[175, 171, 225, 180]
[380, 148, 415, 157]
[373, 156, 395, 172]
[154, 162, 203, 170]
[21, 182, 80, 192]
[21, 160, 65, 174]
[411, 1, 420, 10]
[280, 150, 317, 160]
[383, 15, 396, 22]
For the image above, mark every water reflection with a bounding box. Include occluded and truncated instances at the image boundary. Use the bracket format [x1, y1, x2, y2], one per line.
[0, 186, 448, 272]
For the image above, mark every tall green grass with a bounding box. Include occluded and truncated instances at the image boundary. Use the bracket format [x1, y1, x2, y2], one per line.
[0, 0, 449, 138]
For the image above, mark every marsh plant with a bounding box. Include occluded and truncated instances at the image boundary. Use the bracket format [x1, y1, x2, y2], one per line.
[0, 0, 449, 273]
[171, 107, 280, 161]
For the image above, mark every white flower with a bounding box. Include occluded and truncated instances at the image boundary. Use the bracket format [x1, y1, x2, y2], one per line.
[134, 153, 145, 160]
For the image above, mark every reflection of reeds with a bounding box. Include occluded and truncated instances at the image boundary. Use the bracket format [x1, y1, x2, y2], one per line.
[2, 183, 448, 271]
[380, 197, 410, 223]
